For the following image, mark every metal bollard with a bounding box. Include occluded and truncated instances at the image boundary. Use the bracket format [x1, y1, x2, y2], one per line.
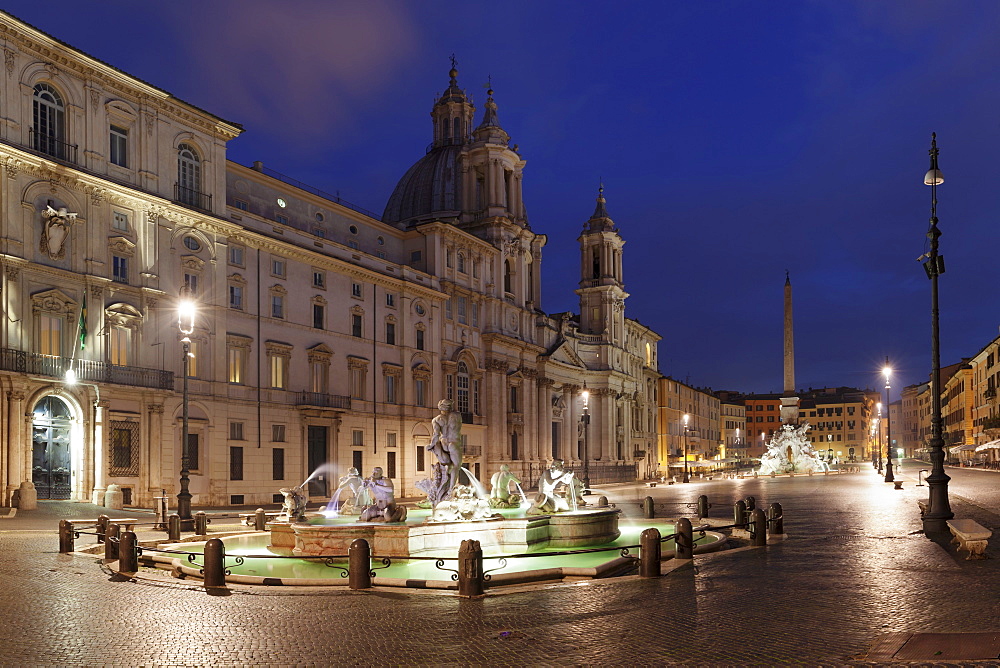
[744, 495, 756, 512]
[643, 496, 655, 519]
[749, 508, 767, 547]
[254, 508, 266, 531]
[118, 531, 138, 573]
[458, 539, 485, 597]
[639, 528, 661, 577]
[697, 494, 710, 519]
[734, 499, 747, 527]
[348, 538, 372, 590]
[768, 502, 783, 534]
[104, 523, 120, 561]
[96, 514, 109, 544]
[675, 517, 693, 560]
[167, 513, 181, 541]
[195, 511, 208, 536]
[203, 537, 226, 588]
[59, 519, 75, 553]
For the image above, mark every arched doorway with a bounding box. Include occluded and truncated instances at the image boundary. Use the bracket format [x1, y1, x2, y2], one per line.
[31, 396, 73, 500]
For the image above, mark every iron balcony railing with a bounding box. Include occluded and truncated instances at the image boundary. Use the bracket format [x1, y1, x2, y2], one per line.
[29, 128, 78, 164]
[174, 184, 213, 212]
[0, 348, 173, 390]
[296, 391, 352, 409]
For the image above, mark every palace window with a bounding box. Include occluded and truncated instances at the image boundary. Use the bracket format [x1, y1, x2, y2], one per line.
[33, 83, 66, 159]
[177, 143, 202, 206]
[109, 125, 128, 167]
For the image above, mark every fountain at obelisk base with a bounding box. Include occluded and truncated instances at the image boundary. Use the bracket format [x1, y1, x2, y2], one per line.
[268, 399, 620, 558]
[757, 423, 828, 474]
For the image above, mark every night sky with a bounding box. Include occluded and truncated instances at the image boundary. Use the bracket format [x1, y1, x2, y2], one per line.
[9, 1, 1000, 396]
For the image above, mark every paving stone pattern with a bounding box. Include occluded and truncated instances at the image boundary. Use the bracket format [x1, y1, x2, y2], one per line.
[2, 463, 1000, 666]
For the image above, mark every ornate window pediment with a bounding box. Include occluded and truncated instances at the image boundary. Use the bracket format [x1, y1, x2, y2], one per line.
[270, 284, 288, 296]
[265, 340, 293, 357]
[381, 362, 402, 377]
[347, 355, 369, 370]
[181, 254, 205, 271]
[412, 362, 432, 380]
[105, 302, 142, 328]
[31, 288, 77, 315]
[307, 343, 333, 364]
[312, 295, 328, 306]
[228, 272, 247, 286]
[349, 304, 364, 316]
[108, 236, 136, 257]
[226, 333, 252, 350]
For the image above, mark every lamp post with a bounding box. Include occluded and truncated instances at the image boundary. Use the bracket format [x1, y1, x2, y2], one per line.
[581, 387, 591, 494]
[876, 402, 884, 474]
[177, 287, 196, 530]
[921, 132, 953, 532]
[883, 360, 895, 483]
[682, 413, 690, 483]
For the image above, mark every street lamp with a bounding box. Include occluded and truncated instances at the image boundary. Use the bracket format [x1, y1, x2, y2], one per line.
[876, 402, 884, 474]
[883, 360, 895, 483]
[581, 387, 591, 495]
[177, 286, 196, 530]
[682, 413, 690, 483]
[920, 132, 953, 532]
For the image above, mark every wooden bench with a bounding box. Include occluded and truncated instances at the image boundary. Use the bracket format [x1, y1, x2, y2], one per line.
[946, 519, 992, 560]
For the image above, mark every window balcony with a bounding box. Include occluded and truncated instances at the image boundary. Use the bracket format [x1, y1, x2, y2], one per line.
[174, 183, 213, 212]
[0, 348, 173, 390]
[29, 128, 78, 164]
[296, 391, 351, 410]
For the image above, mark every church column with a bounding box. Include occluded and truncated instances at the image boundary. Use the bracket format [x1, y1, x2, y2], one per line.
[599, 389, 616, 462]
[562, 385, 578, 463]
[521, 369, 537, 463]
[485, 359, 508, 465]
[537, 378, 553, 462]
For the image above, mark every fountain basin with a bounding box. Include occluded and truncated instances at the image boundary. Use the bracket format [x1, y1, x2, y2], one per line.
[275, 507, 621, 557]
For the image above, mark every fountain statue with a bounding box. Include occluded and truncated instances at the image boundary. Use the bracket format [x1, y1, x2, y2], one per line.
[417, 399, 464, 506]
[327, 467, 365, 515]
[278, 484, 308, 522]
[358, 467, 407, 523]
[489, 464, 523, 508]
[527, 459, 586, 515]
[758, 423, 828, 474]
[431, 484, 496, 521]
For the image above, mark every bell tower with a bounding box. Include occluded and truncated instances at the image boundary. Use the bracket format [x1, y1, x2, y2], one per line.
[576, 187, 628, 343]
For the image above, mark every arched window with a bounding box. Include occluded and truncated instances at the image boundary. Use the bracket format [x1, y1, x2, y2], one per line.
[441, 117, 450, 140]
[456, 361, 470, 414]
[177, 143, 201, 206]
[453, 117, 461, 140]
[457, 253, 467, 274]
[504, 260, 512, 294]
[33, 83, 66, 159]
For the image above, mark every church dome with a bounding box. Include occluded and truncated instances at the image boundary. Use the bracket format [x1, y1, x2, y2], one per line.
[381, 143, 463, 227]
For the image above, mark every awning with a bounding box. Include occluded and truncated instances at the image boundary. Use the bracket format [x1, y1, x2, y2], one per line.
[949, 443, 978, 454]
[975, 439, 1000, 452]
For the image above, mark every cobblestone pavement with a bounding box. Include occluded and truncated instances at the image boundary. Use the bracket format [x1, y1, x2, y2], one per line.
[2, 462, 1000, 666]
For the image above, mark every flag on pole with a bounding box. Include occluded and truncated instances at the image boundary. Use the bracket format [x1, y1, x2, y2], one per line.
[77, 291, 87, 350]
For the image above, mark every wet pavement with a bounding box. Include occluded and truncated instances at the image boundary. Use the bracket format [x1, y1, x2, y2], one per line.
[2, 460, 1000, 666]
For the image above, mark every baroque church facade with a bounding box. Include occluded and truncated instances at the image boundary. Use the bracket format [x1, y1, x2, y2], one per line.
[0, 12, 661, 508]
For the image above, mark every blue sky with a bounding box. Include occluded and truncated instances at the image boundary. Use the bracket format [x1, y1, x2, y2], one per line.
[9, 0, 1000, 395]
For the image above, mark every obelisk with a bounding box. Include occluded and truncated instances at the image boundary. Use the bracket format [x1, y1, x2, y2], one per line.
[780, 271, 800, 425]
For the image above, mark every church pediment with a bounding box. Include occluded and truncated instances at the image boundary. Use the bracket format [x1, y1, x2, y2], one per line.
[544, 339, 586, 368]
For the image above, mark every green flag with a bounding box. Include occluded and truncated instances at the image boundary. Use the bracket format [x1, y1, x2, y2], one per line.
[78, 291, 87, 350]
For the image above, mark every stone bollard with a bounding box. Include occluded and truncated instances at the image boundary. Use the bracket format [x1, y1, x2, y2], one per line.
[59, 519, 75, 553]
[96, 515, 110, 544]
[697, 494, 710, 519]
[195, 511, 208, 536]
[348, 538, 372, 590]
[768, 502, 784, 535]
[104, 523, 120, 561]
[749, 508, 767, 547]
[734, 499, 747, 527]
[597, 495, 609, 508]
[118, 531, 138, 573]
[254, 508, 266, 531]
[103, 483, 123, 510]
[639, 528, 661, 577]
[202, 538, 226, 588]
[675, 517, 693, 560]
[458, 539, 485, 597]
[17, 481, 37, 510]
[643, 496, 655, 519]
[744, 496, 756, 512]
[167, 513, 181, 541]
